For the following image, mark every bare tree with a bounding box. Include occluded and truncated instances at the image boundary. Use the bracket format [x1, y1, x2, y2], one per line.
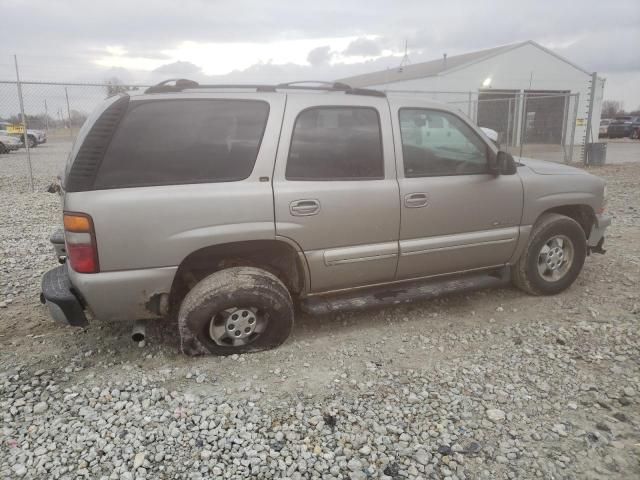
[69, 110, 88, 127]
[601, 100, 623, 118]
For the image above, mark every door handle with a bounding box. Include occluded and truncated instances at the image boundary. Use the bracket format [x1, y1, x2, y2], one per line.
[404, 193, 429, 208]
[290, 199, 321, 216]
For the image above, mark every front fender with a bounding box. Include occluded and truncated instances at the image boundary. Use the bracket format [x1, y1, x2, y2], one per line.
[520, 168, 605, 226]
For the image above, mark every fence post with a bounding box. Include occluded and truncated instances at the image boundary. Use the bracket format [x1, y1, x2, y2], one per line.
[506, 98, 512, 149]
[568, 93, 579, 164]
[560, 93, 569, 163]
[583, 72, 597, 165]
[65, 87, 73, 139]
[13, 55, 34, 192]
[518, 92, 528, 158]
[44, 99, 49, 132]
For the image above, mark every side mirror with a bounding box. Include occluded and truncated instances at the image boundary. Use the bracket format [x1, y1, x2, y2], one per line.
[489, 151, 517, 175]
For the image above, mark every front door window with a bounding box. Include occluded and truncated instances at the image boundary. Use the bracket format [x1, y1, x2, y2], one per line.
[399, 109, 489, 177]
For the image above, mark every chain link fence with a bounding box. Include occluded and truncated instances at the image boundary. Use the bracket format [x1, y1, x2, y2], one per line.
[0, 79, 149, 190]
[0, 80, 146, 143]
[386, 89, 582, 164]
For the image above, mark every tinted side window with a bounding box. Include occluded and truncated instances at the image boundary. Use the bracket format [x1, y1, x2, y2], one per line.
[94, 99, 269, 189]
[286, 107, 384, 181]
[400, 109, 488, 177]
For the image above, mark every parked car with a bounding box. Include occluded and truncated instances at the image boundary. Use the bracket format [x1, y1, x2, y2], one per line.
[598, 119, 611, 138]
[0, 121, 47, 148]
[0, 130, 22, 153]
[41, 80, 610, 356]
[607, 115, 640, 138]
[22, 128, 47, 148]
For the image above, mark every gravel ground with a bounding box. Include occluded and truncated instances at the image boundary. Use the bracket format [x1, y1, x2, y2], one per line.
[1, 143, 639, 479]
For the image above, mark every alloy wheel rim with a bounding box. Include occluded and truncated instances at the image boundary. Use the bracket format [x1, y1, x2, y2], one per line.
[537, 234, 574, 281]
[208, 307, 267, 347]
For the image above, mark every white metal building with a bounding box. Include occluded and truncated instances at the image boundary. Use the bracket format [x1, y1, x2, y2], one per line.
[340, 41, 605, 161]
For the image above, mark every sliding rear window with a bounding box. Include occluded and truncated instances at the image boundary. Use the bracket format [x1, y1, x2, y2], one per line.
[94, 99, 269, 189]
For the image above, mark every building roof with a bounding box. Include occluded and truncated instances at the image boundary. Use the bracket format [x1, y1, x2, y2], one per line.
[339, 40, 591, 87]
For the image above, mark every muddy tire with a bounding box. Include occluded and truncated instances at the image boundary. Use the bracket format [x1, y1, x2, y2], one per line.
[512, 213, 587, 296]
[178, 267, 294, 356]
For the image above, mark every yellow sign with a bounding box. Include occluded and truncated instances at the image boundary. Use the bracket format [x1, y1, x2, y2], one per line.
[6, 124, 25, 134]
[576, 118, 586, 126]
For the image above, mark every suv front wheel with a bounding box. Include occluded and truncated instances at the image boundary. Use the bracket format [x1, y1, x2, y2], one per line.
[512, 213, 587, 295]
[178, 266, 294, 356]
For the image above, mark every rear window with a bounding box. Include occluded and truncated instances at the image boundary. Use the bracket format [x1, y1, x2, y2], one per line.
[94, 99, 269, 189]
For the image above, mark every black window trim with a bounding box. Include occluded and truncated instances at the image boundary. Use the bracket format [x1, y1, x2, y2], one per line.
[398, 107, 494, 179]
[285, 105, 385, 182]
[93, 98, 271, 190]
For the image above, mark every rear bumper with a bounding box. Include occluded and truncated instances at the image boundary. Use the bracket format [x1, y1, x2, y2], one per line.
[41, 265, 88, 327]
[68, 265, 177, 322]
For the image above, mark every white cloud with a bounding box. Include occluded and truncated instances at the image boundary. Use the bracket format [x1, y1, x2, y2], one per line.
[307, 46, 334, 67]
[1, 0, 639, 106]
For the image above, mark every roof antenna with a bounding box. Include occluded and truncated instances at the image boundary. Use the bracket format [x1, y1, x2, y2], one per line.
[398, 39, 411, 73]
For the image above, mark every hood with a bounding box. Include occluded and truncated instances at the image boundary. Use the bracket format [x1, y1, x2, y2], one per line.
[516, 157, 586, 175]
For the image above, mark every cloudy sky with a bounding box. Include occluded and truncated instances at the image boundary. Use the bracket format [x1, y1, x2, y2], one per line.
[1, 0, 639, 109]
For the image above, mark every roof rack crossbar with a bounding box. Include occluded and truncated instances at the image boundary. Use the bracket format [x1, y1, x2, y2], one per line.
[276, 81, 350, 91]
[184, 84, 277, 92]
[144, 79, 386, 97]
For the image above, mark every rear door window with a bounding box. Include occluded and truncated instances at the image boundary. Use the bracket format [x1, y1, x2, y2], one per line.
[285, 106, 384, 180]
[94, 99, 269, 189]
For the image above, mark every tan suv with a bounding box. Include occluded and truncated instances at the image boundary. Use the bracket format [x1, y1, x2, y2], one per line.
[41, 80, 610, 356]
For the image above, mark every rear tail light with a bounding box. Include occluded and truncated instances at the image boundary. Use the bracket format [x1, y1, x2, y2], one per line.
[64, 212, 99, 273]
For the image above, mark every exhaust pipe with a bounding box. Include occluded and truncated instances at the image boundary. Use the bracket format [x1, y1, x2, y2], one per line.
[131, 319, 146, 343]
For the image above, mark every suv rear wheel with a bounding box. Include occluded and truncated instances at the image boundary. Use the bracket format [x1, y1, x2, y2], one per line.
[512, 213, 587, 295]
[178, 267, 294, 356]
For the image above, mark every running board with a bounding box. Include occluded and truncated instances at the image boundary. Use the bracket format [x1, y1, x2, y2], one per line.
[299, 268, 510, 315]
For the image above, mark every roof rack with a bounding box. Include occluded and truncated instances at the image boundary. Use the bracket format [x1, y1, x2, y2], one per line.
[144, 79, 385, 97]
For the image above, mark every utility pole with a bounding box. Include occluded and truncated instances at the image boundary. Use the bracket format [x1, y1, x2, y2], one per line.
[398, 40, 411, 72]
[13, 54, 34, 192]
